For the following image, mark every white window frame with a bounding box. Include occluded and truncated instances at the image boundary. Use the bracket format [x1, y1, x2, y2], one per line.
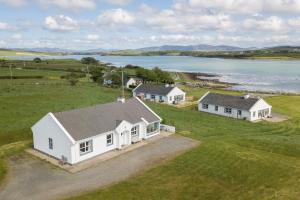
[131, 125, 139, 137]
[151, 94, 155, 99]
[215, 105, 219, 111]
[106, 133, 113, 146]
[202, 104, 209, 109]
[238, 110, 242, 115]
[48, 138, 53, 150]
[224, 107, 232, 114]
[79, 140, 93, 155]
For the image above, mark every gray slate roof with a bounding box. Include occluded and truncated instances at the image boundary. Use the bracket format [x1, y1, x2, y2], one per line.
[200, 93, 260, 111]
[53, 98, 160, 141]
[134, 84, 175, 96]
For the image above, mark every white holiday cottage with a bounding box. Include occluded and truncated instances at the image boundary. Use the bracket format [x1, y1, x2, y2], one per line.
[198, 92, 272, 121]
[133, 84, 186, 104]
[32, 98, 162, 165]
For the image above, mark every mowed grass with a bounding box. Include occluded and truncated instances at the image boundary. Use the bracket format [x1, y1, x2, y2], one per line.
[66, 96, 300, 199]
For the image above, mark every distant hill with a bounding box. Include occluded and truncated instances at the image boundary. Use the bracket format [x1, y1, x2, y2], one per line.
[262, 46, 300, 52]
[136, 44, 249, 52]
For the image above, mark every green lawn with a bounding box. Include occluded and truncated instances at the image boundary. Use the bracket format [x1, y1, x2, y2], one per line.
[0, 67, 300, 200]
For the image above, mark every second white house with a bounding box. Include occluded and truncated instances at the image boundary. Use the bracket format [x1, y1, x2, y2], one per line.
[133, 84, 186, 104]
[198, 92, 272, 121]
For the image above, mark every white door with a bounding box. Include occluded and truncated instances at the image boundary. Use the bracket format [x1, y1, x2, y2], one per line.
[120, 130, 129, 146]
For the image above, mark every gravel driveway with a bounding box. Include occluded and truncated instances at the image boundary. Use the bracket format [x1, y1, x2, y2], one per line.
[0, 135, 199, 200]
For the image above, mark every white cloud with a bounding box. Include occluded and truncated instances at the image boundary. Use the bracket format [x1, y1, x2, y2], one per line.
[288, 18, 300, 29]
[104, 0, 133, 6]
[86, 34, 99, 40]
[0, 22, 17, 31]
[11, 33, 22, 39]
[173, 0, 300, 15]
[39, 0, 96, 11]
[0, 40, 6, 46]
[243, 16, 287, 32]
[0, 0, 26, 7]
[44, 15, 79, 31]
[98, 9, 135, 26]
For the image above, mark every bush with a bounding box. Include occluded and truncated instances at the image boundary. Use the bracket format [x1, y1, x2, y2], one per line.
[33, 57, 42, 63]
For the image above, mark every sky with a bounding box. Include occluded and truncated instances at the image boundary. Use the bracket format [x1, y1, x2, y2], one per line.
[1, 0, 300, 50]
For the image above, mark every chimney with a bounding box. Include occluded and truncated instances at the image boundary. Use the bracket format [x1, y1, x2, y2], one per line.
[243, 94, 250, 99]
[117, 97, 125, 103]
[165, 84, 170, 87]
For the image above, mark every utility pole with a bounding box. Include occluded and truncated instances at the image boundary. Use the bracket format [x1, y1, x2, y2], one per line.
[121, 67, 124, 98]
[9, 64, 13, 88]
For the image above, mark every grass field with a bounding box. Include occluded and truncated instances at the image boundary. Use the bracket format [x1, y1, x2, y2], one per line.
[0, 50, 52, 57]
[0, 66, 300, 200]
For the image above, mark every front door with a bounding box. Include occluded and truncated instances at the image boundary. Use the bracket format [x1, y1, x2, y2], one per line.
[120, 130, 129, 146]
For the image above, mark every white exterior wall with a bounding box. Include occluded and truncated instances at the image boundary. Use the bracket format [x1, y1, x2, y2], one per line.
[32, 113, 73, 163]
[249, 99, 272, 121]
[198, 98, 272, 121]
[70, 120, 157, 164]
[133, 87, 185, 105]
[198, 103, 251, 120]
[166, 87, 186, 104]
[71, 130, 118, 164]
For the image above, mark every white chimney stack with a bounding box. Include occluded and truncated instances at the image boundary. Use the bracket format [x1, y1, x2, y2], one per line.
[243, 94, 250, 99]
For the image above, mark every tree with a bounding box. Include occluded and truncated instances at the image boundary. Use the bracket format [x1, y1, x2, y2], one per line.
[33, 57, 42, 63]
[153, 67, 174, 83]
[65, 72, 79, 86]
[81, 57, 98, 65]
[111, 72, 122, 86]
[89, 67, 104, 84]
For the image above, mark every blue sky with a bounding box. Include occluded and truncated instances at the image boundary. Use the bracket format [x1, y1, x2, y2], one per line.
[0, 0, 300, 50]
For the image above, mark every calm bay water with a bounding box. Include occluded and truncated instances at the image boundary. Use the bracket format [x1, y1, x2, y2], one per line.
[7, 55, 300, 93]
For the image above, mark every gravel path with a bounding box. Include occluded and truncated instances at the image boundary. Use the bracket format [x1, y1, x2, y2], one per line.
[0, 135, 199, 200]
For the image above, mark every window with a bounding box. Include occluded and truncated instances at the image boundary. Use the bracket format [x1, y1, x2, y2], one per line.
[131, 125, 139, 136]
[215, 106, 219, 111]
[48, 138, 53, 150]
[159, 96, 164, 102]
[253, 112, 256, 117]
[80, 140, 93, 155]
[106, 133, 113, 146]
[147, 122, 159, 136]
[224, 107, 232, 114]
[174, 95, 184, 101]
[238, 110, 242, 115]
[151, 94, 155, 99]
[169, 96, 172, 101]
[202, 104, 209, 109]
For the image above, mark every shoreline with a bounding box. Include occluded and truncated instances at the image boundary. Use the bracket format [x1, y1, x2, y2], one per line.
[179, 71, 300, 96]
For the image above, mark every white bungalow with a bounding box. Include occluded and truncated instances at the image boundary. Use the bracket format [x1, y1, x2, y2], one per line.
[32, 97, 162, 165]
[125, 77, 143, 88]
[198, 92, 272, 121]
[133, 84, 186, 104]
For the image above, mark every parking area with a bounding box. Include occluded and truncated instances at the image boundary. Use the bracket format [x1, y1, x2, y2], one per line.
[0, 134, 199, 200]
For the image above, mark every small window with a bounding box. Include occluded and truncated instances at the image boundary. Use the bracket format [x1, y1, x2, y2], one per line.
[151, 94, 155, 99]
[253, 112, 256, 117]
[238, 110, 242, 115]
[80, 140, 93, 155]
[224, 107, 232, 114]
[48, 138, 53, 150]
[169, 96, 172, 101]
[215, 106, 219, 111]
[131, 125, 139, 136]
[202, 104, 209, 109]
[106, 133, 113, 146]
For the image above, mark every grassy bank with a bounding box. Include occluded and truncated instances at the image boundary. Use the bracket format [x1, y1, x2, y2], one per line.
[0, 50, 54, 57]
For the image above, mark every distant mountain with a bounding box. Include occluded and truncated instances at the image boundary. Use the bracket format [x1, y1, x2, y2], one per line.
[136, 44, 249, 52]
[263, 46, 300, 52]
[12, 48, 75, 53]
